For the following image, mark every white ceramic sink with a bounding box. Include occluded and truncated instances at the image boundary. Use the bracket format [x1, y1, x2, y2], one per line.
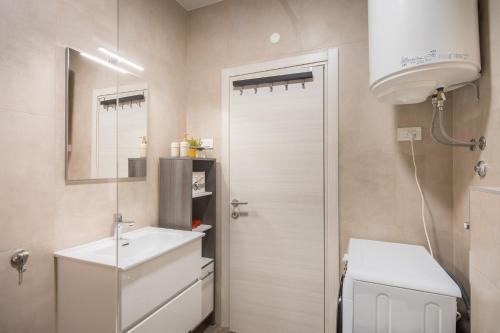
[54, 226, 203, 270]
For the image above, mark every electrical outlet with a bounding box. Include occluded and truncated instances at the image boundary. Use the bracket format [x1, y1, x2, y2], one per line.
[397, 127, 422, 142]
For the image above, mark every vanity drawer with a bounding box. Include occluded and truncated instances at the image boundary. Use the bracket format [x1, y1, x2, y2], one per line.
[201, 272, 214, 319]
[121, 239, 201, 330]
[127, 280, 202, 333]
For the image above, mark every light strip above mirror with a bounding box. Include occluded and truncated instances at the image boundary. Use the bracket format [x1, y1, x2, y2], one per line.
[80, 52, 129, 74]
[98, 48, 144, 71]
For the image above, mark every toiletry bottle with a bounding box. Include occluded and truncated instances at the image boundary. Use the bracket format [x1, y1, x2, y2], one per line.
[139, 136, 147, 158]
[171, 142, 180, 157]
[180, 134, 189, 157]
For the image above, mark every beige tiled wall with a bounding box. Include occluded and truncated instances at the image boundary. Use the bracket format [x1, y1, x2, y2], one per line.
[469, 188, 500, 332]
[1, 0, 480, 331]
[0, 0, 187, 332]
[185, 0, 454, 269]
[452, 0, 500, 288]
[0, 1, 60, 331]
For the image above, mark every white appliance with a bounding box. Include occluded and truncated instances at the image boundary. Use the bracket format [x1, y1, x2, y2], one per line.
[339, 239, 461, 333]
[368, 0, 481, 104]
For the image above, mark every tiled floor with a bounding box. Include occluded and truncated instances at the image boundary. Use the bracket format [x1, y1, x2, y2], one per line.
[203, 326, 230, 333]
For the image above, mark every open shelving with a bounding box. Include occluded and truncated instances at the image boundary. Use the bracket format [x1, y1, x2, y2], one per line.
[192, 191, 213, 198]
[159, 157, 216, 262]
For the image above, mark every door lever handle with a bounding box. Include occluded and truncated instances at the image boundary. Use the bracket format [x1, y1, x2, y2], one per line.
[231, 199, 248, 220]
[231, 199, 248, 207]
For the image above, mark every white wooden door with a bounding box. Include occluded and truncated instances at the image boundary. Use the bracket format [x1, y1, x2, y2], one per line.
[229, 65, 325, 333]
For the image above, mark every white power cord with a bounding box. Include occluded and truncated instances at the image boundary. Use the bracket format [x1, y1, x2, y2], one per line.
[408, 133, 434, 257]
[409, 135, 463, 321]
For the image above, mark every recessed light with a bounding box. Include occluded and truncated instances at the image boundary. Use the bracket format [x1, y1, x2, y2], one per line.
[270, 33, 281, 44]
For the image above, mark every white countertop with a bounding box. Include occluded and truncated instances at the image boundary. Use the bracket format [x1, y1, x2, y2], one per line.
[54, 227, 204, 271]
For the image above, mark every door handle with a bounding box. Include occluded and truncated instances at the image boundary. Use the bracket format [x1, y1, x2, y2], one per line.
[231, 199, 248, 207]
[231, 199, 248, 220]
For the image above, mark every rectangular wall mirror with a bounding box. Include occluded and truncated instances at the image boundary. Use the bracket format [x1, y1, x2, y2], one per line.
[65, 47, 148, 182]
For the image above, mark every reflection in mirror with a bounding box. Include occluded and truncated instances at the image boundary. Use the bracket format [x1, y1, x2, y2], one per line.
[65, 47, 148, 181]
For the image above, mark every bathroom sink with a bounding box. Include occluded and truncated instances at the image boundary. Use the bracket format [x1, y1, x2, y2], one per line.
[55, 226, 203, 270]
[55, 226, 204, 332]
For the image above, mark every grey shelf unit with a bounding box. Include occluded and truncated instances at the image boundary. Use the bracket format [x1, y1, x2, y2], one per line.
[159, 157, 216, 260]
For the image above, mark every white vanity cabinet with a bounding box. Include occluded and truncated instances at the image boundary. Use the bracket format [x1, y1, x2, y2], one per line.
[55, 227, 205, 333]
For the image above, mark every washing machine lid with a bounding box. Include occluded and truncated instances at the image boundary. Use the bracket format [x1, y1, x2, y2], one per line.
[346, 239, 461, 298]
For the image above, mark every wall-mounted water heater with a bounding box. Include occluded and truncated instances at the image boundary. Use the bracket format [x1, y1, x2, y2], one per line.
[368, 0, 481, 105]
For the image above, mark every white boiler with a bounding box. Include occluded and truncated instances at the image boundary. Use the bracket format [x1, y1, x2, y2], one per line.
[368, 0, 481, 105]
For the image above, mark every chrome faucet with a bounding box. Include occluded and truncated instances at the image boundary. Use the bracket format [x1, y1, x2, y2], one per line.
[113, 213, 136, 240]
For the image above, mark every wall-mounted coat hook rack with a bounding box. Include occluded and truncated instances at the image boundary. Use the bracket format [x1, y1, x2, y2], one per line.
[233, 71, 313, 95]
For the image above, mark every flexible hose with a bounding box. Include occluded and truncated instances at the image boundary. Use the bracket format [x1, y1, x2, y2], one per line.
[437, 107, 474, 147]
[408, 135, 434, 257]
[430, 104, 454, 146]
[429, 97, 475, 148]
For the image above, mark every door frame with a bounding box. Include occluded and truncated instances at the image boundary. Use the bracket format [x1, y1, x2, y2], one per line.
[220, 48, 339, 332]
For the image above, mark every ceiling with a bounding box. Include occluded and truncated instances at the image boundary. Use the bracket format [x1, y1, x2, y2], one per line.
[176, 0, 223, 11]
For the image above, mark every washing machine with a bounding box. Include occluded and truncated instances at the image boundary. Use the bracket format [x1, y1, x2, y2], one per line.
[338, 239, 461, 333]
